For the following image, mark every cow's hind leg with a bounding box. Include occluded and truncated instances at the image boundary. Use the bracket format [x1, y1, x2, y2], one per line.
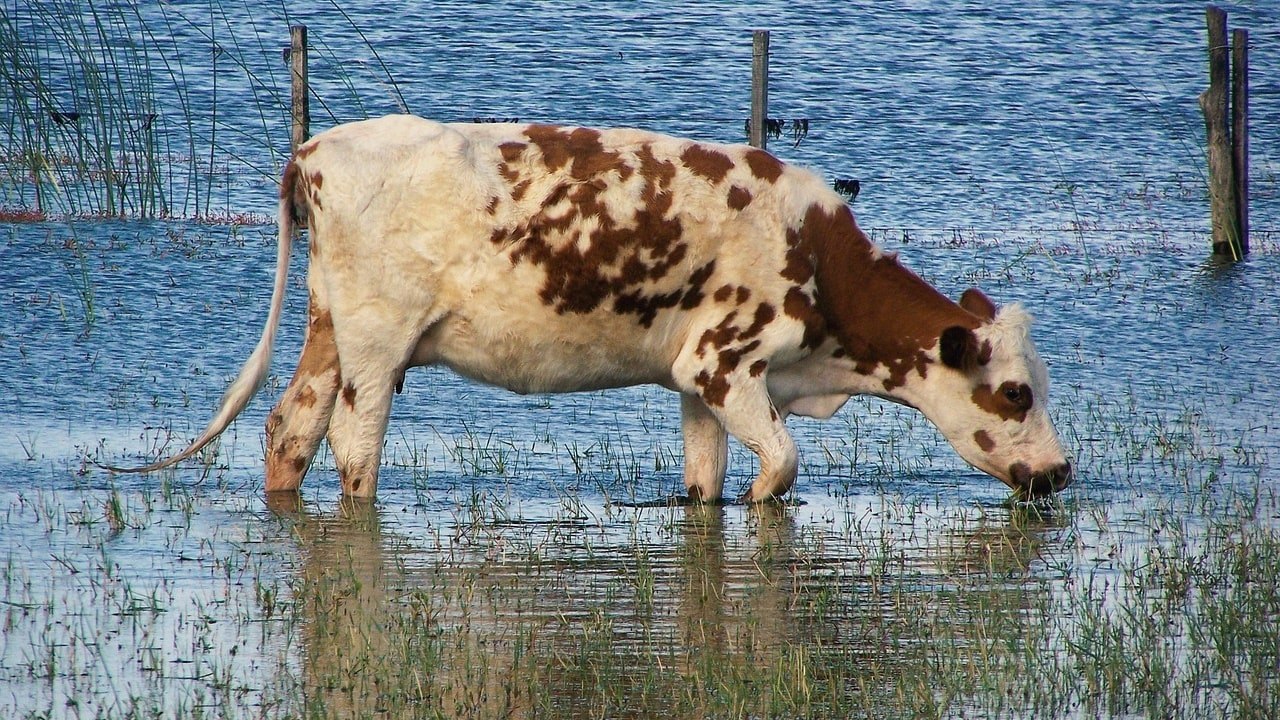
[325, 313, 421, 498]
[681, 393, 728, 502]
[265, 292, 340, 492]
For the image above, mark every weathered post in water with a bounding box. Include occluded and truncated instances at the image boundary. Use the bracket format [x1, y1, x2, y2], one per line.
[749, 30, 770, 149]
[1232, 27, 1249, 255]
[290, 25, 309, 154]
[1198, 6, 1246, 259]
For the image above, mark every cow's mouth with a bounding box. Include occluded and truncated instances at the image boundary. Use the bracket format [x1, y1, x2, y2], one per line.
[1009, 461, 1073, 498]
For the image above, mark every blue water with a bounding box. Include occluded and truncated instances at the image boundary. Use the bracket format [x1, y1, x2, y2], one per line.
[1, 0, 1276, 496]
[5, 1, 1277, 234]
[2, 4, 1279, 717]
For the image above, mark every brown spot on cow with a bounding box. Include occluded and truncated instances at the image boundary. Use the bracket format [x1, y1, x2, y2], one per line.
[310, 170, 323, 190]
[496, 135, 694, 322]
[714, 284, 734, 302]
[727, 185, 752, 210]
[296, 385, 317, 409]
[697, 310, 741, 355]
[293, 455, 309, 474]
[524, 125, 633, 182]
[743, 303, 776, 340]
[308, 176, 324, 211]
[973, 430, 996, 452]
[695, 370, 730, 407]
[783, 287, 825, 350]
[681, 145, 735, 184]
[744, 149, 783, 183]
[972, 381, 1033, 422]
[342, 382, 357, 409]
[749, 359, 768, 377]
[499, 141, 526, 163]
[293, 300, 335, 378]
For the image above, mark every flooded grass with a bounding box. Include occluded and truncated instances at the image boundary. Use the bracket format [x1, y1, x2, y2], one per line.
[2, 373, 1276, 718]
[2, 220, 1279, 718]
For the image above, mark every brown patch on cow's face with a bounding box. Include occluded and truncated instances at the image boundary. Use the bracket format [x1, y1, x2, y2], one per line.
[727, 185, 752, 210]
[973, 429, 995, 452]
[342, 382, 357, 409]
[744, 149, 783, 183]
[681, 145, 735, 183]
[972, 381, 1033, 422]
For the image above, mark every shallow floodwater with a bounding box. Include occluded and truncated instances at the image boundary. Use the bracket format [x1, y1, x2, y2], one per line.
[2, 1, 1278, 718]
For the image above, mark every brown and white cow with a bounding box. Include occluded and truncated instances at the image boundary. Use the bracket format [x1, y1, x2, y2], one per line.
[117, 115, 1071, 501]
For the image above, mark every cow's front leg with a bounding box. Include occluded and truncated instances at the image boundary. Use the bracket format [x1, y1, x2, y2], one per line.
[675, 357, 797, 502]
[712, 379, 797, 502]
[265, 294, 339, 493]
[681, 393, 728, 502]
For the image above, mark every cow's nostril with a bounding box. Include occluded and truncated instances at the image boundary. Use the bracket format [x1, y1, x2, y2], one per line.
[1009, 461, 1072, 497]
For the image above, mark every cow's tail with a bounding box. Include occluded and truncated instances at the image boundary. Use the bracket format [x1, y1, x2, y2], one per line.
[106, 163, 298, 474]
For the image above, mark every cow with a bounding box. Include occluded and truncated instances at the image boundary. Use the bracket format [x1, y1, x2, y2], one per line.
[113, 115, 1072, 502]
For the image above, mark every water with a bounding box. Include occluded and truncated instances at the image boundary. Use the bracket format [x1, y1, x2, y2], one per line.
[1, 2, 1278, 718]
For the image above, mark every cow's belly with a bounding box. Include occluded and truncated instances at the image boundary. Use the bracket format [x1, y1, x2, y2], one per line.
[411, 311, 679, 395]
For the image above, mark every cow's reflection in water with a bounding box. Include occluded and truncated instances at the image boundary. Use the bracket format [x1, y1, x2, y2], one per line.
[265, 497, 801, 716]
[266, 496, 1056, 716]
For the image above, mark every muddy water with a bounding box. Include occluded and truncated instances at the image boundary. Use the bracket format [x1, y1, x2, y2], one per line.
[2, 1, 1279, 717]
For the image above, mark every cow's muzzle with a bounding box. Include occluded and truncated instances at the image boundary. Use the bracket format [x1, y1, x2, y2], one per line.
[1010, 461, 1073, 498]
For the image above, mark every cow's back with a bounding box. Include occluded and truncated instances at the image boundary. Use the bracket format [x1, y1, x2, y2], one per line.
[291, 116, 839, 394]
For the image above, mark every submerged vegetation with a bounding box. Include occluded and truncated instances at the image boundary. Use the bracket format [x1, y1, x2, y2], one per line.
[1, 370, 1276, 719]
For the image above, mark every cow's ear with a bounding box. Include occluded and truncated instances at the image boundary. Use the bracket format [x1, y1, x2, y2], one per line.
[959, 288, 997, 322]
[940, 326, 980, 371]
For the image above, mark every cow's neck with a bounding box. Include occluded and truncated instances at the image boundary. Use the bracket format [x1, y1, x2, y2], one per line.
[803, 204, 977, 394]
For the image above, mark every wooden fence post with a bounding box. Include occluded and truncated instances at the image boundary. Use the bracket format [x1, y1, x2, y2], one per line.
[750, 30, 769, 149]
[1198, 6, 1243, 259]
[1232, 27, 1249, 256]
[290, 25, 309, 154]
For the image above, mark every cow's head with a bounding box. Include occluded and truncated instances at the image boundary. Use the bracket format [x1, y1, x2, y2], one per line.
[913, 289, 1072, 498]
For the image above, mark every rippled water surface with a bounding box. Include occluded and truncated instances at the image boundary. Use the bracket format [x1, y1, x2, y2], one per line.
[2, 2, 1278, 718]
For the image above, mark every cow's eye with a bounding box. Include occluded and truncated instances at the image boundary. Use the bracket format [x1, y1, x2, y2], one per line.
[1001, 383, 1032, 408]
